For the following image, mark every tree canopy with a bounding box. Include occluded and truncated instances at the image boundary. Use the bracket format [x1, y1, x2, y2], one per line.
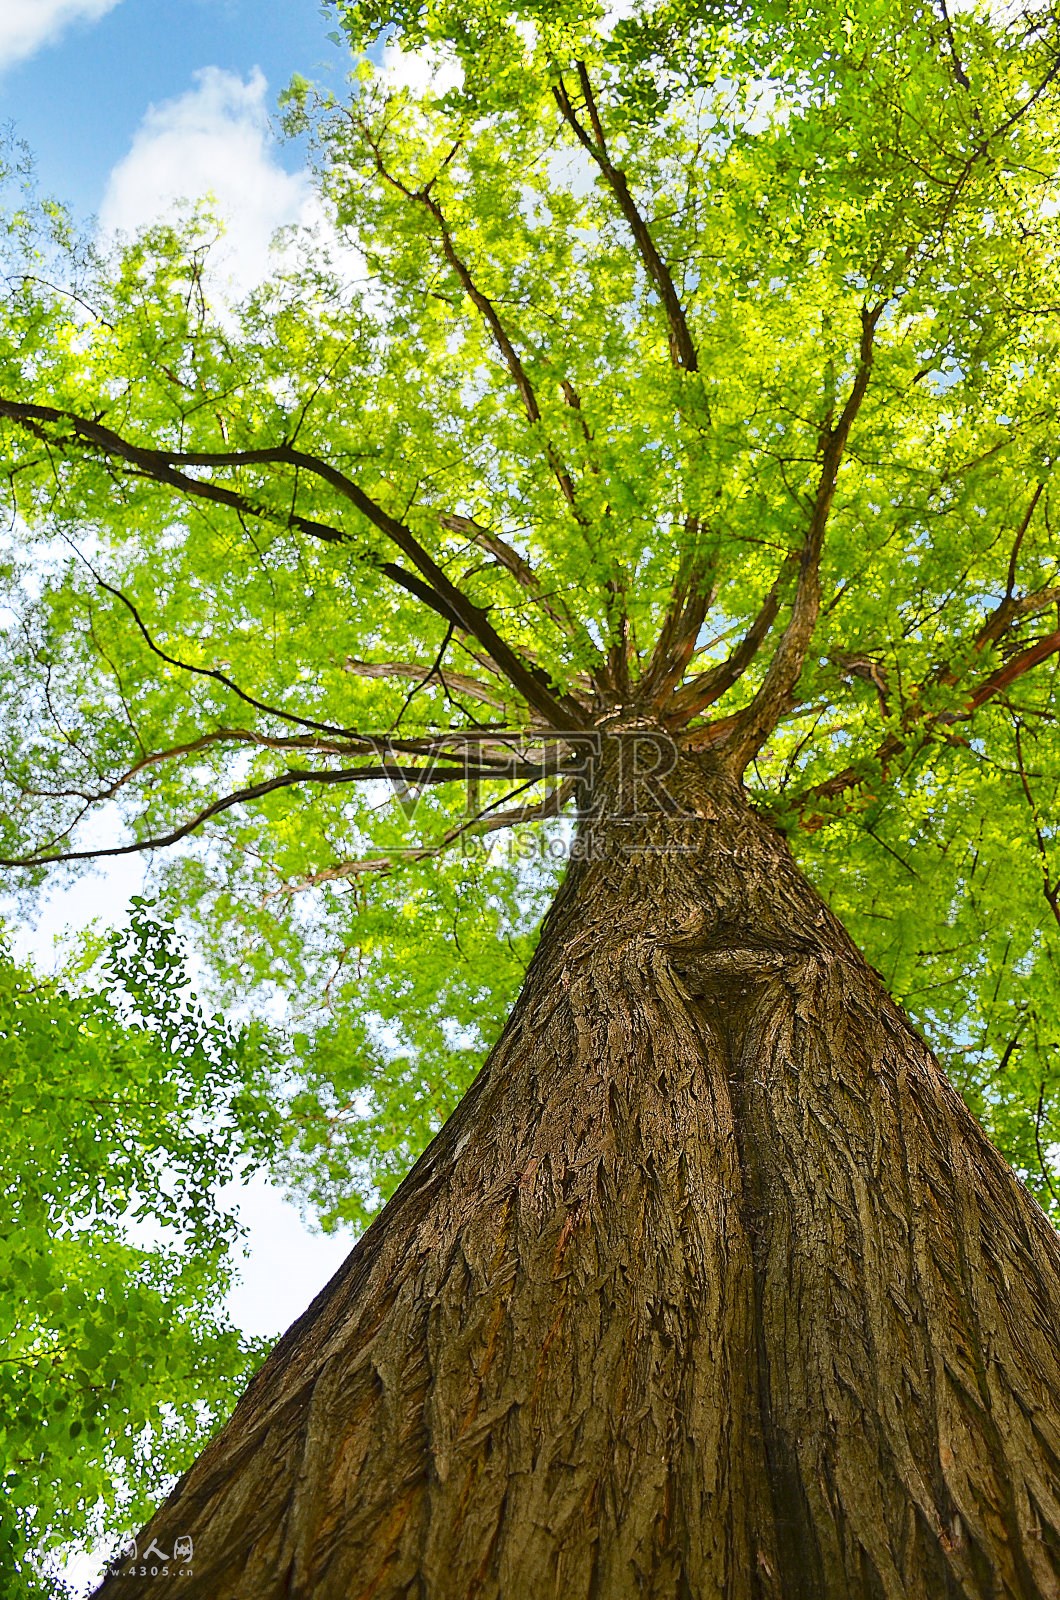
[0, 0, 1058, 1235]
[0, 904, 276, 1597]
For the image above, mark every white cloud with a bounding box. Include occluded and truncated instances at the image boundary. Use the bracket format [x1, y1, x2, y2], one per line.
[0, 0, 121, 71]
[99, 67, 319, 297]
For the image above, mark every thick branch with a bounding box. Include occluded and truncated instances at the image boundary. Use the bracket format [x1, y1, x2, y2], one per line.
[438, 512, 582, 639]
[792, 617, 1060, 825]
[722, 304, 882, 772]
[910, 488, 1053, 705]
[1, 399, 461, 637]
[665, 560, 792, 725]
[0, 398, 587, 728]
[10, 724, 521, 813]
[973, 482, 1050, 645]
[964, 626, 1060, 712]
[0, 755, 550, 870]
[642, 586, 710, 706]
[640, 523, 717, 705]
[978, 582, 1060, 644]
[553, 64, 698, 373]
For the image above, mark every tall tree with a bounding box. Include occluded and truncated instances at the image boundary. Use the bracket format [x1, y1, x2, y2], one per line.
[2, 0, 1060, 1593]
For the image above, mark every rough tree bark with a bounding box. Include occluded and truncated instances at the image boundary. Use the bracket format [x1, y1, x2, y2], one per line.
[98, 747, 1060, 1599]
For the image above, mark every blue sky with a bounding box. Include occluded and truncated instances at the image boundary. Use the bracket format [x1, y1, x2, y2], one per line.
[0, 0, 342, 220]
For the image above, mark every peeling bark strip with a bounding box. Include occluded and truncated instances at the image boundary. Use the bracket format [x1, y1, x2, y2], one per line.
[97, 755, 1060, 1599]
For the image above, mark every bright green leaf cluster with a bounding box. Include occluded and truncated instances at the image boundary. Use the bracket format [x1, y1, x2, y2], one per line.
[0, 907, 279, 1596]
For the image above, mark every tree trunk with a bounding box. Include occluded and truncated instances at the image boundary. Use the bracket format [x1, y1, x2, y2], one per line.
[97, 751, 1060, 1599]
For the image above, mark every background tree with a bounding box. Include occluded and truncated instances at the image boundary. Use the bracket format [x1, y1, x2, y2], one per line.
[1, 0, 1060, 1594]
[0, 904, 277, 1598]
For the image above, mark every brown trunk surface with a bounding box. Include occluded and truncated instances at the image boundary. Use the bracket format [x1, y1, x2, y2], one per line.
[97, 753, 1060, 1599]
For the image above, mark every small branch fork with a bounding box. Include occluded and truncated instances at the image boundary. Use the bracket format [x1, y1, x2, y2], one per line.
[790, 585, 1060, 827]
[552, 63, 699, 374]
[268, 777, 578, 896]
[354, 123, 590, 530]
